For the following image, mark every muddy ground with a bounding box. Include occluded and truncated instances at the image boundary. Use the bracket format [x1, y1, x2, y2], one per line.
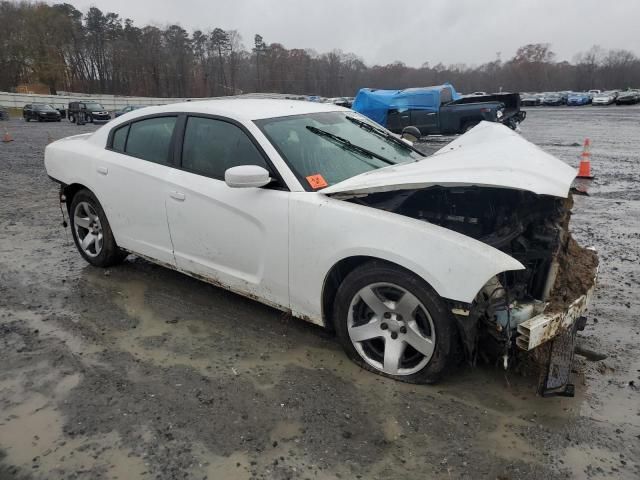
[0, 107, 639, 480]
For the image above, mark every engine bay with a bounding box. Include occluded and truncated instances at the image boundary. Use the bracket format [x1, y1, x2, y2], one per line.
[349, 186, 598, 379]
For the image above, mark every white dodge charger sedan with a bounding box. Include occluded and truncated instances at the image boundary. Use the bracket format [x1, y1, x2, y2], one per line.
[45, 99, 597, 394]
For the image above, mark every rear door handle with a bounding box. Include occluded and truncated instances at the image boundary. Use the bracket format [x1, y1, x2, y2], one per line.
[97, 166, 108, 175]
[170, 191, 185, 201]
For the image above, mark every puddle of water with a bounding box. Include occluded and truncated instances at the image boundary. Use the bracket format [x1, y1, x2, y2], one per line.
[269, 420, 303, 442]
[53, 373, 81, 397]
[202, 451, 251, 480]
[484, 417, 537, 462]
[563, 444, 634, 479]
[85, 271, 222, 376]
[0, 393, 147, 478]
[9, 309, 101, 357]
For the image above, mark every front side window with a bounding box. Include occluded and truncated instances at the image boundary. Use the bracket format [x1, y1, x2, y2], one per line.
[181, 116, 268, 180]
[256, 111, 423, 190]
[125, 116, 176, 165]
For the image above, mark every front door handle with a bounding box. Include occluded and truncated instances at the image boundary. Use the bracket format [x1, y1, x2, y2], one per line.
[97, 166, 108, 175]
[170, 191, 185, 201]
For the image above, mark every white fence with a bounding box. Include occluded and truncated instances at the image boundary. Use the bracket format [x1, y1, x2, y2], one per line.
[0, 91, 202, 111]
[0, 91, 311, 111]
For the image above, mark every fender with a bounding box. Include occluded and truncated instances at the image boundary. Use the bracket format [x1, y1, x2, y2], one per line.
[288, 193, 524, 325]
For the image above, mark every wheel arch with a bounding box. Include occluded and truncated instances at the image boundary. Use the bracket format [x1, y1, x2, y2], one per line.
[321, 255, 434, 332]
[62, 183, 91, 213]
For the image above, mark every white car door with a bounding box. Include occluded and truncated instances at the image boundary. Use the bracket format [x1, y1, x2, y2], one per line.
[93, 115, 178, 266]
[164, 115, 289, 309]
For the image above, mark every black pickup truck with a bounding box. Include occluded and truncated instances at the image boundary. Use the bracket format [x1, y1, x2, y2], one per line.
[353, 86, 526, 136]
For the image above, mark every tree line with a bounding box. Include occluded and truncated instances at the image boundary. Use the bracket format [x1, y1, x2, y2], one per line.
[1, 1, 639, 98]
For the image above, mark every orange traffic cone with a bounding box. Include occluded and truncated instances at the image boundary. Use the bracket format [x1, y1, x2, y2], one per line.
[577, 138, 594, 179]
[2, 128, 13, 143]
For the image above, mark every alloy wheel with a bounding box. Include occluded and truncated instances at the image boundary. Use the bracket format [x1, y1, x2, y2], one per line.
[347, 282, 436, 375]
[73, 201, 103, 257]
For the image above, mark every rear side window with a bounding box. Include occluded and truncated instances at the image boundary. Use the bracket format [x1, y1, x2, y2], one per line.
[125, 117, 176, 165]
[181, 116, 268, 179]
[111, 124, 129, 152]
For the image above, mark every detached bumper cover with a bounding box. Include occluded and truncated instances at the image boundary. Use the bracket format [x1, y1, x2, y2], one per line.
[516, 267, 598, 397]
[538, 315, 587, 397]
[516, 266, 598, 351]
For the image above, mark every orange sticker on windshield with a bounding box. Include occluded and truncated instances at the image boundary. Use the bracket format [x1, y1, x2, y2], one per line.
[306, 174, 328, 190]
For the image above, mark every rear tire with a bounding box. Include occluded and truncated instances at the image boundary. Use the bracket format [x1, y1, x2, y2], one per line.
[333, 261, 455, 384]
[69, 189, 128, 267]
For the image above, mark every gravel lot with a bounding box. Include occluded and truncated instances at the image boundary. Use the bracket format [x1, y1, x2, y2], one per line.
[1, 107, 639, 480]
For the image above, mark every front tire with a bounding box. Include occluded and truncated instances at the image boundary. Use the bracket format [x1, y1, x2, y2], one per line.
[69, 189, 127, 267]
[333, 261, 455, 384]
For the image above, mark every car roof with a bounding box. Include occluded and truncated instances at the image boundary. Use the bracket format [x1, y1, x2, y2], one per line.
[120, 99, 347, 121]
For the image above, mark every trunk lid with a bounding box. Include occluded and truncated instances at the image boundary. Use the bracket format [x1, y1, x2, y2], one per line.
[322, 121, 577, 199]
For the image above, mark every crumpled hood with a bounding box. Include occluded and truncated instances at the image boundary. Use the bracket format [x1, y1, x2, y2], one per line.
[322, 121, 577, 198]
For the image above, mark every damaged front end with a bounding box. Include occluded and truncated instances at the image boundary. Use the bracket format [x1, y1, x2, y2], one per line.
[348, 186, 599, 397]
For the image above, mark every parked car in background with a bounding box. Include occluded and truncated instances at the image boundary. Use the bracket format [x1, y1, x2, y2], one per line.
[44, 99, 597, 395]
[588, 89, 601, 95]
[54, 105, 67, 119]
[615, 90, 640, 105]
[521, 93, 542, 106]
[542, 92, 565, 106]
[592, 91, 618, 105]
[23, 103, 62, 122]
[114, 105, 145, 117]
[353, 84, 526, 136]
[68, 101, 111, 123]
[329, 97, 352, 108]
[566, 92, 591, 106]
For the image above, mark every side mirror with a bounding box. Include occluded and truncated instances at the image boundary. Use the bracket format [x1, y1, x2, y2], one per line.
[401, 126, 421, 143]
[225, 165, 271, 188]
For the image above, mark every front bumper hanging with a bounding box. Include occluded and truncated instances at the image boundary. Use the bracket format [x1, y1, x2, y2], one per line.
[538, 315, 587, 397]
[516, 268, 598, 397]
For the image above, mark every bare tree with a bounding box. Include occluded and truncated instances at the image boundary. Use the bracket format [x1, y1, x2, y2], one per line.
[1, 2, 639, 97]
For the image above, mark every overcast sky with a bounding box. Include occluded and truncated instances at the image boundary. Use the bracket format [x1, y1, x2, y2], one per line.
[60, 0, 640, 67]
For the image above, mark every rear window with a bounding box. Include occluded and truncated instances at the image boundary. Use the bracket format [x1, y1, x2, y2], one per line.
[112, 124, 129, 152]
[125, 117, 176, 165]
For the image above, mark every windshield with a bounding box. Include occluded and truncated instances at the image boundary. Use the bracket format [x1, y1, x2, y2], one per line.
[85, 103, 104, 111]
[256, 111, 423, 190]
[34, 104, 56, 111]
